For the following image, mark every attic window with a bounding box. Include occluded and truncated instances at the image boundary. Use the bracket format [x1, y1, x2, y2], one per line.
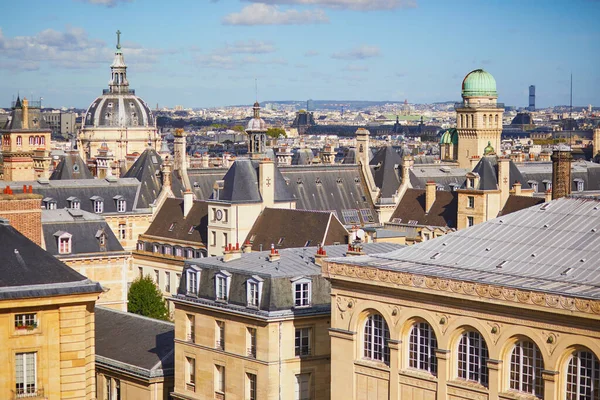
[169, 223, 176, 232]
[467, 178, 475, 188]
[496, 261, 507, 269]
[408, 220, 418, 225]
[43, 198, 57, 210]
[55, 232, 72, 255]
[341, 209, 360, 224]
[391, 218, 402, 223]
[360, 209, 375, 223]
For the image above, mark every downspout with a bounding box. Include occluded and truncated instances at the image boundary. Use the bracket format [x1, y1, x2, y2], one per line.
[279, 321, 282, 400]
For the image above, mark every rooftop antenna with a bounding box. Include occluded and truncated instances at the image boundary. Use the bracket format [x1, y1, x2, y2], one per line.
[569, 73, 573, 119]
[255, 78, 258, 102]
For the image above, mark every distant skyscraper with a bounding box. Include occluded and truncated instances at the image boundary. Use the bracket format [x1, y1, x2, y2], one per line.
[529, 85, 535, 111]
[307, 99, 315, 112]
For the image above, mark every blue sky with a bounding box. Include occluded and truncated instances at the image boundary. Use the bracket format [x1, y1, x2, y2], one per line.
[1, 0, 598, 109]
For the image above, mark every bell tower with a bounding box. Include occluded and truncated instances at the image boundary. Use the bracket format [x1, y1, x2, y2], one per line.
[455, 69, 504, 168]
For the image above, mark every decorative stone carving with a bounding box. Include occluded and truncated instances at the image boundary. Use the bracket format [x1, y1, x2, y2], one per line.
[336, 296, 356, 323]
[487, 322, 502, 344]
[436, 313, 451, 333]
[542, 331, 560, 355]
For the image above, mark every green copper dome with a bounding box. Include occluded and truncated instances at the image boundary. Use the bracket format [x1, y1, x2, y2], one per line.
[439, 128, 458, 145]
[483, 141, 495, 155]
[462, 69, 497, 97]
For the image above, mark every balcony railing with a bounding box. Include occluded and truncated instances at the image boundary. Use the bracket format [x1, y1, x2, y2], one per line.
[13, 387, 44, 399]
[454, 102, 505, 109]
[295, 347, 311, 357]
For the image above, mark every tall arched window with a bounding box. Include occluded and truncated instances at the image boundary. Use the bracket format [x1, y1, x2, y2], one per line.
[458, 331, 489, 386]
[16, 136, 22, 146]
[566, 350, 600, 399]
[29, 136, 34, 145]
[483, 114, 487, 127]
[363, 314, 390, 364]
[470, 115, 475, 128]
[40, 136, 45, 145]
[495, 114, 499, 127]
[409, 322, 437, 375]
[510, 340, 544, 398]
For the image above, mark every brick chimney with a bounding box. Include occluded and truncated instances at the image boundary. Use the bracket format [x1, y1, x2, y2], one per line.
[0, 190, 43, 246]
[268, 244, 280, 262]
[22, 98, 29, 129]
[314, 244, 328, 266]
[425, 181, 436, 213]
[223, 243, 242, 262]
[551, 148, 572, 200]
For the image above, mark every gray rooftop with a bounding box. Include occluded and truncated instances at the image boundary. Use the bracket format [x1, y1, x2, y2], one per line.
[327, 196, 600, 300]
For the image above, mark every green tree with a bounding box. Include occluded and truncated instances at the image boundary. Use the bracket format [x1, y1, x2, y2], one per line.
[266, 127, 287, 138]
[232, 125, 245, 132]
[127, 275, 170, 321]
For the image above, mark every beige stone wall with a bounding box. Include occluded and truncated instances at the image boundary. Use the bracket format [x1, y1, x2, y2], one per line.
[105, 213, 153, 251]
[172, 303, 330, 400]
[456, 191, 500, 230]
[78, 127, 160, 162]
[456, 106, 503, 169]
[324, 262, 600, 400]
[96, 368, 173, 400]
[0, 294, 98, 400]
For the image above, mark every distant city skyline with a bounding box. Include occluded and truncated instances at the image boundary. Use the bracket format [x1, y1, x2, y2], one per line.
[1, 0, 599, 109]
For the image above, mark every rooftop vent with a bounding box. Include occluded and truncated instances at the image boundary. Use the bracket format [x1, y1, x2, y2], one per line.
[540, 203, 551, 211]
[561, 267, 573, 276]
[496, 261, 507, 269]
[37, 178, 49, 185]
[106, 176, 118, 183]
[430, 252, 441, 259]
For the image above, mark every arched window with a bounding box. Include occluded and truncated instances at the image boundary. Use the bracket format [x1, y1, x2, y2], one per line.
[495, 114, 499, 127]
[16, 136, 22, 146]
[470, 115, 474, 128]
[363, 314, 390, 364]
[458, 331, 489, 386]
[40, 136, 45, 145]
[566, 350, 600, 399]
[459, 115, 463, 128]
[29, 136, 34, 145]
[409, 322, 437, 374]
[510, 340, 544, 398]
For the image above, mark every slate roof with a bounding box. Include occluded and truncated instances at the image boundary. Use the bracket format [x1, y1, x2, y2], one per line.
[175, 243, 403, 316]
[517, 161, 600, 194]
[188, 168, 229, 200]
[95, 307, 174, 378]
[0, 220, 102, 299]
[409, 165, 469, 191]
[212, 160, 294, 204]
[42, 209, 124, 256]
[1, 178, 142, 214]
[328, 197, 600, 300]
[390, 188, 458, 228]
[50, 152, 94, 180]
[246, 208, 348, 251]
[465, 156, 531, 191]
[122, 148, 186, 208]
[279, 164, 379, 224]
[499, 195, 545, 216]
[369, 146, 403, 198]
[144, 198, 208, 245]
[291, 148, 315, 165]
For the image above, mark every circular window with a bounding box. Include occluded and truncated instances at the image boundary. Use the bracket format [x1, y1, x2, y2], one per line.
[73, 164, 80, 172]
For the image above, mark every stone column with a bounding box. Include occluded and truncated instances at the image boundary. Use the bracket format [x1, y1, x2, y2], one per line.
[486, 359, 502, 399]
[435, 349, 450, 400]
[388, 340, 401, 400]
[542, 370, 559, 400]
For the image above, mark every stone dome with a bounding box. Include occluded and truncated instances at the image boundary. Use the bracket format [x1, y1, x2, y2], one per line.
[84, 94, 154, 128]
[461, 69, 497, 98]
[246, 102, 267, 132]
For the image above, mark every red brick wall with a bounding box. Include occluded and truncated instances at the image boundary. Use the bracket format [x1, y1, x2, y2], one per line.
[0, 194, 43, 246]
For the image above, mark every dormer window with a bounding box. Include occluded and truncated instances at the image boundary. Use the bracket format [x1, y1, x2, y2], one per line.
[247, 276, 264, 308]
[529, 181, 538, 192]
[91, 196, 104, 213]
[467, 178, 475, 188]
[291, 277, 312, 308]
[186, 267, 201, 295]
[67, 196, 80, 209]
[55, 231, 72, 254]
[114, 195, 126, 212]
[543, 180, 552, 191]
[43, 197, 57, 210]
[575, 178, 584, 192]
[215, 270, 232, 302]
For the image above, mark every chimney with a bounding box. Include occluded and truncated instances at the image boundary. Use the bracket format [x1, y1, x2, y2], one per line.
[223, 243, 242, 262]
[594, 128, 600, 158]
[161, 161, 172, 189]
[201, 152, 210, 168]
[183, 190, 193, 218]
[346, 242, 365, 256]
[22, 98, 29, 129]
[551, 148, 572, 200]
[173, 129, 188, 173]
[497, 158, 510, 206]
[242, 240, 252, 253]
[314, 244, 328, 266]
[401, 155, 413, 183]
[512, 181, 522, 196]
[425, 181, 436, 213]
[268, 244, 280, 262]
[259, 159, 275, 206]
[545, 189, 552, 202]
[355, 128, 370, 167]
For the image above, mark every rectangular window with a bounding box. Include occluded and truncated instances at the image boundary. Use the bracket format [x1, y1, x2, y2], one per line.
[468, 178, 475, 188]
[175, 247, 183, 257]
[106, 376, 112, 400]
[71, 200, 80, 209]
[295, 373, 310, 400]
[211, 231, 216, 246]
[94, 201, 104, 213]
[177, 273, 181, 290]
[164, 246, 172, 255]
[294, 282, 311, 307]
[295, 328, 311, 357]
[247, 327, 257, 358]
[187, 314, 195, 343]
[186, 357, 195, 392]
[118, 223, 126, 240]
[117, 199, 126, 212]
[165, 271, 171, 293]
[467, 216, 474, 227]
[467, 196, 474, 209]
[59, 236, 71, 254]
[138, 267, 143, 278]
[15, 313, 37, 330]
[215, 365, 225, 395]
[115, 379, 120, 400]
[248, 281, 259, 307]
[216, 276, 227, 301]
[246, 373, 257, 400]
[216, 321, 225, 350]
[223, 209, 228, 222]
[223, 232, 228, 248]
[15, 352, 36, 396]
[187, 271, 198, 295]
[186, 249, 194, 258]
[154, 270, 160, 287]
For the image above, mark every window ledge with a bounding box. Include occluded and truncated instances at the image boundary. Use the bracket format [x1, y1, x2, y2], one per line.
[499, 390, 543, 400]
[447, 379, 488, 394]
[401, 368, 438, 382]
[354, 359, 390, 371]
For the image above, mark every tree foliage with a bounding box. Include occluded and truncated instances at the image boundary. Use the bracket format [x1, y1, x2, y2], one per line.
[266, 127, 287, 138]
[127, 275, 170, 321]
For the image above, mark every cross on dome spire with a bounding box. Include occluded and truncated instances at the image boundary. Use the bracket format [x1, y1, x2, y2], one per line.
[116, 30, 121, 50]
[109, 30, 129, 94]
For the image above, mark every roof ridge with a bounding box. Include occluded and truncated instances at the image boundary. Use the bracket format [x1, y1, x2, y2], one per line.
[95, 306, 175, 327]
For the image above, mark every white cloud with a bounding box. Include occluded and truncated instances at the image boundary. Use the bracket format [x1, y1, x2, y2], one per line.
[243, 0, 416, 11]
[332, 45, 381, 60]
[78, 0, 133, 7]
[223, 3, 329, 25]
[304, 50, 319, 57]
[218, 40, 276, 54]
[195, 54, 237, 70]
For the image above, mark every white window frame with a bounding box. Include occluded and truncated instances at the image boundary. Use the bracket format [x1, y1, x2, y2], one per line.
[363, 314, 390, 364]
[295, 327, 312, 357]
[467, 196, 474, 209]
[58, 232, 72, 254]
[216, 320, 225, 350]
[15, 313, 37, 329]
[165, 271, 171, 293]
[457, 331, 489, 386]
[186, 314, 195, 343]
[215, 270, 232, 301]
[467, 216, 474, 227]
[93, 200, 104, 213]
[246, 276, 264, 308]
[510, 340, 544, 397]
[117, 199, 126, 212]
[15, 352, 37, 396]
[186, 266, 201, 295]
[118, 223, 127, 240]
[566, 350, 600, 399]
[247, 327, 257, 358]
[185, 357, 195, 391]
[246, 373, 257, 400]
[409, 321, 438, 375]
[295, 373, 311, 400]
[291, 277, 312, 308]
[215, 364, 225, 394]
